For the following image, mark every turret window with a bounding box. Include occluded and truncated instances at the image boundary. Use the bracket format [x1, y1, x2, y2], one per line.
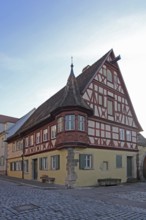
[57, 114, 86, 132]
[78, 115, 85, 131]
[65, 115, 75, 130]
[57, 117, 64, 133]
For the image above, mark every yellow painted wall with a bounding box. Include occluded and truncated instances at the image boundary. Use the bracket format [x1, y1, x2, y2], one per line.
[24, 149, 67, 185]
[7, 157, 22, 178]
[7, 142, 23, 178]
[7, 147, 138, 187]
[74, 148, 137, 187]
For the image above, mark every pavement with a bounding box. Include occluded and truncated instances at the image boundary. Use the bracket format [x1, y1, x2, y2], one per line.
[0, 175, 66, 189]
[0, 175, 146, 219]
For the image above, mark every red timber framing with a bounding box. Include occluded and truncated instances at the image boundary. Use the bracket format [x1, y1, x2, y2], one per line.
[82, 53, 141, 152]
[7, 49, 142, 156]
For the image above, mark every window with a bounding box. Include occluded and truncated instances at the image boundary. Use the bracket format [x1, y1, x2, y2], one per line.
[78, 115, 85, 131]
[103, 161, 108, 171]
[51, 155, 60, 170]
[116, 155, 122, 168]
[79, 154, 93, 169]
[12, 142, 16, 152]
[51, 125, 56, 139]
[65, 115, 75, 130]
[57, 117, 64, 133]
[36, 132, 41, 144]
[117, 102, 121, 112]
[114, 74, 118, 89]
[126, 130, 132, 141]
[0, 156, 4, 166]
[16, 141, 20, 150]
[39, 157, 48, 170]
[1, 138, 4, 148]
[107, 100, 113, 115]
[10, 162, 16, 171]
[107, 69, 113, 82]
[24, 160, 29, 173]
[16, 161, 22, 171]
[99, 94, 103, 106]
[30, 135, 34, 146]
[25, 137, 29, 147]
[43, 129, 48, 141]
[119, 128, 125, 140]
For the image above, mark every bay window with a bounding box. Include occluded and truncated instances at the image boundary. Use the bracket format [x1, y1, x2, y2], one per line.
[78, 115, 85, 131]
[65, 115, 75, 130]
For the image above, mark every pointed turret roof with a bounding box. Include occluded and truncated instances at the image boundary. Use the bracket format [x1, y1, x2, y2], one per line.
[52, 61, 92, 115]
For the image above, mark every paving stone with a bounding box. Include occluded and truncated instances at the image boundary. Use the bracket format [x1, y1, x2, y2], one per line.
[0, 179, 146, 219]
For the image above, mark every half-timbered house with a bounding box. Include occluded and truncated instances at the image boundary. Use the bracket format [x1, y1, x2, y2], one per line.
[6, 49, 142, 187]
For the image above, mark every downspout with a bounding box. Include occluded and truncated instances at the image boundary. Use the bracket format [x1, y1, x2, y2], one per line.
[22, 137, 25, 179]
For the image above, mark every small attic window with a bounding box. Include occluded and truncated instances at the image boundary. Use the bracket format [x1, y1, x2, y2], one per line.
[107, 69, 113, 82]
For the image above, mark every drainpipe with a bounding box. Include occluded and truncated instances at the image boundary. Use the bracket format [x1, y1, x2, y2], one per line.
[22, 138, 25, 179]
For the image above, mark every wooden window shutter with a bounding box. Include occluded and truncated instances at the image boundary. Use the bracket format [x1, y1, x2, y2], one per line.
[56, 155, 60, 170]
[116, 155, 122, 168]
[39, 158, 42, 170]
[79, 154, 85, 169]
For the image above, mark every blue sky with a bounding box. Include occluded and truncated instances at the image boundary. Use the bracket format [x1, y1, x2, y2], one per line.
[0, 0, 146, 136]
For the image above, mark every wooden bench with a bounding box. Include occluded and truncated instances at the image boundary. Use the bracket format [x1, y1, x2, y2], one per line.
[40, 175, 55, 183]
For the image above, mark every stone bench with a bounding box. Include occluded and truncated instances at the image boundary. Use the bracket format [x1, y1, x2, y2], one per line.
[98, 178, 121, 186]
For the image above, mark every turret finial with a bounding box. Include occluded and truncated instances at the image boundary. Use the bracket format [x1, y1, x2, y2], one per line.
[70, 56, 74, 74]
[71, 56, 73, 68]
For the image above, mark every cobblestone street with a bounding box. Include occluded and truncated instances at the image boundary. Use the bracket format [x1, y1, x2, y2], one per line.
[0, 177, 146, 219]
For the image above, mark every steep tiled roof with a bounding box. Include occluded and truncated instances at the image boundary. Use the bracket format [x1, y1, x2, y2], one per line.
[15, 49, 142, 134]
[6, 108, 36, 141]
[0, 115, 18, 123]
[18, 50, 110, 133]
[77, 50, 111, 93]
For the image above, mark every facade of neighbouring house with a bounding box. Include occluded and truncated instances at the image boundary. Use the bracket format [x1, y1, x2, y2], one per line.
[6, 49, 142, 187]
[137, 133, 146, 181]
[6, 109, 36, 178]
[0, 115, 18, 175]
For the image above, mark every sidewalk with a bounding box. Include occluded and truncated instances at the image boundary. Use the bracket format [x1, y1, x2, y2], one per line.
[0, 175, 66, 189]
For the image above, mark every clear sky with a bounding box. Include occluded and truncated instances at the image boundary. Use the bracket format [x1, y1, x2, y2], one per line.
[0, 0, 146, 136]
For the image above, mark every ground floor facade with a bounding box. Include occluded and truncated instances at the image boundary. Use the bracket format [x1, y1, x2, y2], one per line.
[7, 147, 140, 187]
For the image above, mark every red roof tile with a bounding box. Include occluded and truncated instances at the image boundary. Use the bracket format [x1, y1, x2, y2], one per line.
[0, 115, 18, 123]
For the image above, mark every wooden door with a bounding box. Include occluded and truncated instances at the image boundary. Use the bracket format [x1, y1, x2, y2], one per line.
[143, 157, 146, 179]
[32, 159, 38, 180]
[127, 156, 132, 178]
